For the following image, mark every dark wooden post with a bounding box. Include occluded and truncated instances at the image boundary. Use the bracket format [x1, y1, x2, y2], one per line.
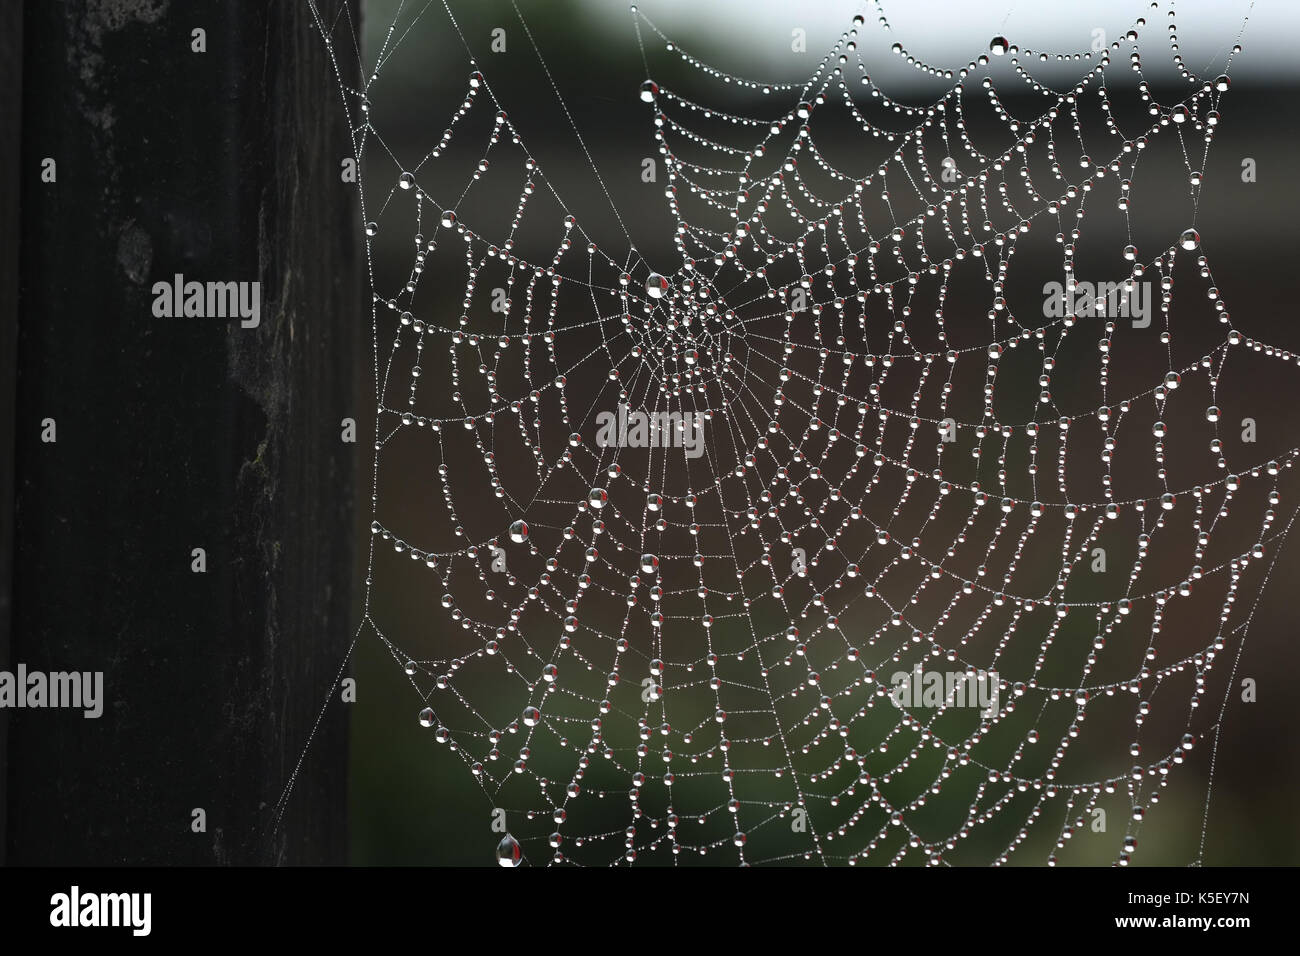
[6, 0, 360, 865]
[0, 0, 24, 870]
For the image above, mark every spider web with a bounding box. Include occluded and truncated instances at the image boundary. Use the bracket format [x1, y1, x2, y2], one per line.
[300, 0, 1296, 866]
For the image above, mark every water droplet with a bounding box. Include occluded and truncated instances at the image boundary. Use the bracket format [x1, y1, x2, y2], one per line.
[645, 273, 669, 299]
[399, 171, 415, 190]
[1179, 228, 1200, 251]
[1123, 244, 1138, 261]
[522, 705, 541, 726]
[1214, 74, 1231, 92]
[509, 520, 529, 543]
[496, 833, 522, 867]
[640, 80, 659, 102]
[418, 707, 435, 727]
[364, 222, 378, 237]
[989, 36, 1009, 56]
[588, 487, 608, 509]
[640, 553, 660, 574]
[441, 210, 457, 229]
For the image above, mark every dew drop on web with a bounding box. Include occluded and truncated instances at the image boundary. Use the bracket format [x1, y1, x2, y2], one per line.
[645, 273, 669, 298]
[495, 834, 522, 868]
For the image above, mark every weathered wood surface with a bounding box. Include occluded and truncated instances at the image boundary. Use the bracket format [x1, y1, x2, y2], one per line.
[6, 0, 360, 865]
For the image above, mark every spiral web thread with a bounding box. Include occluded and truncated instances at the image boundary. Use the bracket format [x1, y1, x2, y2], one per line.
[299, 0, 1295, 866]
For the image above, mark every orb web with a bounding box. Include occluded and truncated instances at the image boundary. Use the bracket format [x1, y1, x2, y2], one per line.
[302, 0, 1295, 866]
